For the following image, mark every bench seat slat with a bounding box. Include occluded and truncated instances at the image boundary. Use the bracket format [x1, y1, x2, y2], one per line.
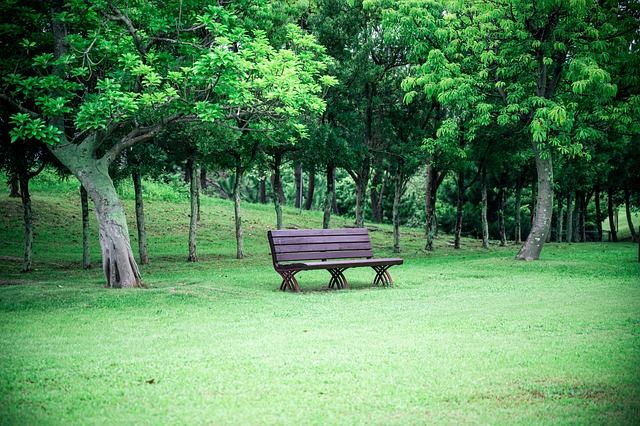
[270, 228, 369, 238]
[279, 257, 404, 271]
[271, 235, 371, 245]
[276, 249, 374, 262]
[274, 242, 373, 254]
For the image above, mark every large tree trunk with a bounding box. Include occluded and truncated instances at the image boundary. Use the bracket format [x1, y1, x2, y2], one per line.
[454, 170, 464, 250]
[81, 185, 91, 269]
[132, 169, 149, 265]
[393, 165, 403, 253]
[516, 144, 554, 260]
[55, 142, 142, 288]
[481, 166, 489, 249]
[272, 152, 283, 230]
[556, 190, 564, 242]
[323, 166, 335, 229]
[624, 188, 638, 243]
[608, 187, 618, 242]
[305, 166, 315, 210]
[234, 165, 244, 259]
[188, 161, 199, 262]
[18, 174, 33, 273]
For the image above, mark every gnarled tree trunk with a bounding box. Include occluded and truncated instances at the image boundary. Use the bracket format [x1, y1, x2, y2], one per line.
[516, 144, 553, 260]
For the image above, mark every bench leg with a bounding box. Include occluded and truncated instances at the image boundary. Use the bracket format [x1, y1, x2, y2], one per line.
[277, 270, 300, 292]
[327, 268, 348, 289]
[372, 265, 393, 287]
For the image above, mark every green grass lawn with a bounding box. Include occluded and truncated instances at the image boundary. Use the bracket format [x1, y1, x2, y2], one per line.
[1, 178, 639, 425]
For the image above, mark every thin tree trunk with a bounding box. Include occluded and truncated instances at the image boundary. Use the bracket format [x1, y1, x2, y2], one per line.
[498, 171, 507, 247]
[9, 172, 20, 198]
[323, 166, 335, 229]
[566, 192, 574, 243]
[370, 168, 383, 224]
[234, 165, 244, 259]
[454, 170, 465, 250]
[351, 159, 371, 228]
[132, 169, 149, 265]
[573, 191, 582, 242]
[556, 190, 564, 242]
[294, 164, 303, 209]
[393, 165, 403, 253]
[516, 144, 554, 261]
[272, 152, 283, 230]
[305, 166, 315, 210]
[424, 159, 442, 251]
[19, 175, 33, 273]
[514, 175, 523, 244]
[81, 185, 91, 269]
[624, 188, 638, 243]
[259, 171, 267, 204]
[200, 168, 207, 190]
[595, 186, 603, 241]
[188, 161, 199, 262]
[608, 187, 618, 242]
[481, 166, 489, 249]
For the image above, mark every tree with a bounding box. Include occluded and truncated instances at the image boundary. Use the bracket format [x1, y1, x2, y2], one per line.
[2, 0, 334, 287]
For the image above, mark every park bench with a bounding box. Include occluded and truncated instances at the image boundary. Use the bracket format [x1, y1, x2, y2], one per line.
[267, 228, 403, 292]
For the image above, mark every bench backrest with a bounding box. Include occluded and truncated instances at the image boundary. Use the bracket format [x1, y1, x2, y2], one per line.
[268, 228, 374, 264]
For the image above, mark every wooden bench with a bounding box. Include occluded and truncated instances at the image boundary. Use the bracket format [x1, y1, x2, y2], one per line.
[267, 228, 403, 292]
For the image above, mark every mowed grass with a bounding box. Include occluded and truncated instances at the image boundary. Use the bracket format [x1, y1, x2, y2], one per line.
[0, 178, 639, 425]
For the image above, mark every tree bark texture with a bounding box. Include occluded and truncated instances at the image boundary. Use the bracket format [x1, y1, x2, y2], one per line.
[188, 161, 199, 262]
[608, 188, 618, 242]
[481, 166, 489, 249]
[516, 145, 554, 261]
[81, 185, 91, 269]
[132, 169, 149, 265]
[323, 166, 335, 229]
[19, 175, 33, 272]
[234, 165, 244, 259]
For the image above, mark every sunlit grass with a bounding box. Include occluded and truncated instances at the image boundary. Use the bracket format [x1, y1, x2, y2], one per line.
[1, 176, 639, 425]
